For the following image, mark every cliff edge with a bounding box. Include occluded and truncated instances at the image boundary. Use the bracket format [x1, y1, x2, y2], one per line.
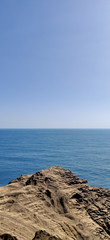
[0, 166, 110, 240]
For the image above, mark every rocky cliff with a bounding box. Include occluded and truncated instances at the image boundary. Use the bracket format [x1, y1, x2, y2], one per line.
[0, 166, 110, 240]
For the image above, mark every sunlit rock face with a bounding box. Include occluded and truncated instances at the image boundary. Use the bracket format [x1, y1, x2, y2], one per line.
[0, 166, 110, 240]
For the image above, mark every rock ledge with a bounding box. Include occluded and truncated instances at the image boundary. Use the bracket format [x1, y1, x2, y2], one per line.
[0, 166, 110, 240]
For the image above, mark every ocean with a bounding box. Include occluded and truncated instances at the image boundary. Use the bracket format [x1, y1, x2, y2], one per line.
[0, 129, 110, 189]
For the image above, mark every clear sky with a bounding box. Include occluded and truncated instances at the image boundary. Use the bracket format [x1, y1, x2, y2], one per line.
[0, 1, 110, 128]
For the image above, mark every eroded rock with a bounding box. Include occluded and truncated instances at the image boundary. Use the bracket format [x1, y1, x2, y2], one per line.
[0, 166, 110, 240]
[0, 234, 18, 240]
[32, 230, 61, 240]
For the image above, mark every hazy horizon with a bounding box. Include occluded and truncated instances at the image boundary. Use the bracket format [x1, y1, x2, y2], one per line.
[1, 127, 110, 129]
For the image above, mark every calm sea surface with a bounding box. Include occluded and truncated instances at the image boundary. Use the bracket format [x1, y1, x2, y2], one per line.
[0, 129, 110, 189]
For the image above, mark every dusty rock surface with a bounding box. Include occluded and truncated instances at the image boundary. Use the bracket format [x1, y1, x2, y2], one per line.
[0, 166, 110, 240]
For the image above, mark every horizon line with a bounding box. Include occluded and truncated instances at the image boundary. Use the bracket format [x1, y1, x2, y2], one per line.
[0, 128, 110, 130]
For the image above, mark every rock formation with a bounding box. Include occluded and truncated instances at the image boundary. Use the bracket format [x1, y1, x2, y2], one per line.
[0, 166, 110, 240]
[0, 234, 17, 240]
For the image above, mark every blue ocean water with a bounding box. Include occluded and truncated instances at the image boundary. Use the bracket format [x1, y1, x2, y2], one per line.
[0, 129, 110, 189]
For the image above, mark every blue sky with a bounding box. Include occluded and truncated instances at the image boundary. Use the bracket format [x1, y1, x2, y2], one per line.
[0, 1, 110, 128]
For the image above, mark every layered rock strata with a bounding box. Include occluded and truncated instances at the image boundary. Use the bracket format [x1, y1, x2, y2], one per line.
[0, 166, 110, 240]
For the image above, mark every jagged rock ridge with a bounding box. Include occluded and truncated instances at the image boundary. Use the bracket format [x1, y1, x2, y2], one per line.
[0, 166, 110, 240]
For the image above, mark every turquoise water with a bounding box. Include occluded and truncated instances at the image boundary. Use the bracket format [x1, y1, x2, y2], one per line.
[0, 129, 110, 189]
